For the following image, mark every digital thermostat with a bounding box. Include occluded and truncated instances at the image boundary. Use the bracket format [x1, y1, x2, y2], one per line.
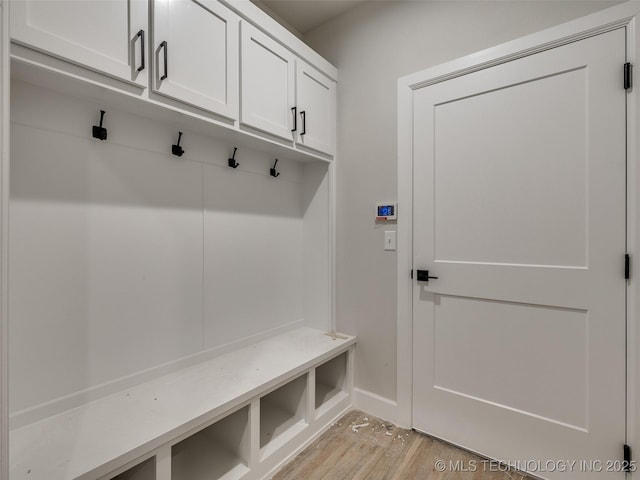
[376, 202, 397, 221]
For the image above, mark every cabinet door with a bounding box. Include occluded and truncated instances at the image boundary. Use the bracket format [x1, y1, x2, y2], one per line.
[296, 62, 336, 156]
[240, 21, 295, 141]
[10, 0, 147, 87]
[153, 0, 238, 120]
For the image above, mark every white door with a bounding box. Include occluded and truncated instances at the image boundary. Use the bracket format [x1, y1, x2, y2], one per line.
[412, 29, 627, 479]
[11, 0, 147, 87]
[296, 61, 335, 156]
[240, 21, 296, 141]
[153, 0, 238, 120]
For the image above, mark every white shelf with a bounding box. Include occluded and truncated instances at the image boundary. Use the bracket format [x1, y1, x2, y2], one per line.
[9, 327, 355, 480]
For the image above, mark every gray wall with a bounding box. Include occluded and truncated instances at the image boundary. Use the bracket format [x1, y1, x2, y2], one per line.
[304, 0, 621, 403]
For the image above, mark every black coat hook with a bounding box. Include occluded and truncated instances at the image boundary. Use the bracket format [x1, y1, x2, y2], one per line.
[228, 147, 240, 168]
[270, 159, 280, 178]
[172, 131, 184, 157]
[92, 110, 107, 141]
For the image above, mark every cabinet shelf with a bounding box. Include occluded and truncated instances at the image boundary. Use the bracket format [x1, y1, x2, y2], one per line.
[172, 406, 250, 480]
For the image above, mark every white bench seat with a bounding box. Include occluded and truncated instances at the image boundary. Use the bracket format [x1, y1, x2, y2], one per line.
[10, 327, 355, 480]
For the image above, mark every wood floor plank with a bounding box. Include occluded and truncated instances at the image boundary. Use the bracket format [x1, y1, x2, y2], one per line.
[272, 411, 535, 480]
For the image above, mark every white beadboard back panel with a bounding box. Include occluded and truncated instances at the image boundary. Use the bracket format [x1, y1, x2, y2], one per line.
[9, 80, 320, 417]
[301, 162, 330, 331]
[202, 163, 304, 348]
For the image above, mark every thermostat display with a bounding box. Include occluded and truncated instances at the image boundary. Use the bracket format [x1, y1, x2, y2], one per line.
[378, 205, 394, 216]
[376, 202, 397, 221]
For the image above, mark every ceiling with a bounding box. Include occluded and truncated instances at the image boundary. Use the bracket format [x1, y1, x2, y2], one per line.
[255, 0, 367, 35]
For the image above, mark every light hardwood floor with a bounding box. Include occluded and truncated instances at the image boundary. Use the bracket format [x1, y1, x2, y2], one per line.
[272, 410, 535, 480]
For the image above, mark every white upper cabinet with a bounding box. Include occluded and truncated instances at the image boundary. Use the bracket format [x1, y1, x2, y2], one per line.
[10, 0, 336, 159]
[11, 0, 148, 87]
[240, 21, 296, 142]
[240, 22, 336, 156]
[152, 0, 239, 120]
[296, 61, 335, 156]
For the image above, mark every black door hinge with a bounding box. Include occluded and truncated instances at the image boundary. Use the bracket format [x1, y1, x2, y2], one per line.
[624, 444, 632, 472]
[624, 62, 633, 90]
[625, 254, 631, 280]
[411, 269, 413, 279]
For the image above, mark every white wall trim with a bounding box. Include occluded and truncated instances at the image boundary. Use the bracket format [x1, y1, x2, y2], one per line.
[329, 147, 337, 334]
[400, 1, 640, 91]
[1, 0, 9, 478]
[396, 79, 414, 429]
[397, 1, 640, 465]
[626, 6, 640, 469]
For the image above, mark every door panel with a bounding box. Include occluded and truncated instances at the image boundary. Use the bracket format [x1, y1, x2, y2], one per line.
[434, 68, 587, 267]
[296, 61, 335, 155]
[433, 296, 588, 429]
[240, 21, 295, 141]
[412, 28, 626, 479]
[153, 0, 238, 120]
[11, 0, 147, 86]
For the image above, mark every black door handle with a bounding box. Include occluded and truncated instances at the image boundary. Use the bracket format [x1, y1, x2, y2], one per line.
[300, 110, 306, 135]
[416, 270, 438, 282]
[291, 107, 297, 132]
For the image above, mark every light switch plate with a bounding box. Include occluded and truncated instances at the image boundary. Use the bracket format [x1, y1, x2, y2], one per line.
[384, 231, 396, 251]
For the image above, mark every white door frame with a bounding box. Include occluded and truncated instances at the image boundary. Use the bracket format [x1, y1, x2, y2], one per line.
[0, 0, 9, 478]
[397, 0, 640, 467]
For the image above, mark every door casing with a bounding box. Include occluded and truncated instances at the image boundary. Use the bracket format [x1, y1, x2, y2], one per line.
[397, 2, 640, 473]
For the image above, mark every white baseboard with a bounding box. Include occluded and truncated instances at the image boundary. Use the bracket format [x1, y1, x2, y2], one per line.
[353, 387, 408, 428]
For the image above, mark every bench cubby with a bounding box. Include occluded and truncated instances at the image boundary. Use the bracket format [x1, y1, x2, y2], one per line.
[315, 351, 349, 414]
[260, 374, 308, 457]
[171, 406, 250, 480]
[110, 457, 155, 480]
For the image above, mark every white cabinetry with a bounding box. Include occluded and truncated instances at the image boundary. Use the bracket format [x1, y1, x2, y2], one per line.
[240, 21, 296, 141]
[10, 1, 336, 159]
[152, 0, 239, 120]
[6, 2, 342, 479]
[240, 22, 335, 156]
[296, 61, 335, 155]
[10, 0, 147, 87]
